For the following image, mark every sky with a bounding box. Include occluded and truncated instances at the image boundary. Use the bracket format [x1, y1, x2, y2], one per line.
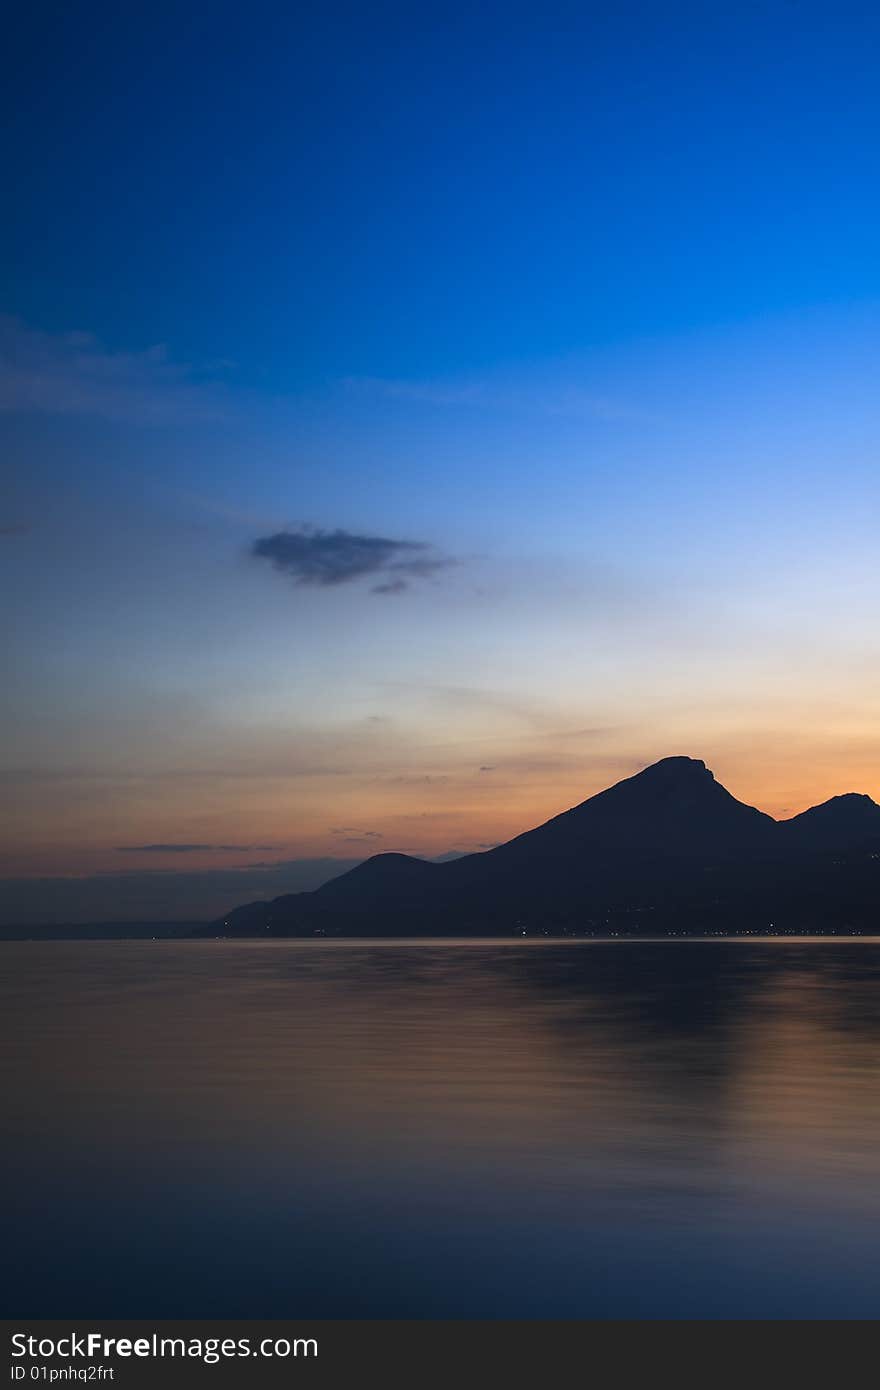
[3, 0, 880, 922]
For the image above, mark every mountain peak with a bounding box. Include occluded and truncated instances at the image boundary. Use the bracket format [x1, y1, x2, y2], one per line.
[781, 791, 880, 848]
[492, 754, 776, 859]
[635, 755, 712, 781]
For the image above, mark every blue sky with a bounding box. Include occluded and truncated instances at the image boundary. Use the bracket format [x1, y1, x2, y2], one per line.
[3, 1, 880, 920]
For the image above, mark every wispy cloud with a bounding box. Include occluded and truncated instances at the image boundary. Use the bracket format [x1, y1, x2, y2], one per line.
[0, 522, 32, 537]
[331, 827, 384, 843]
[116, 843, 277, 854]
[0, 315, 227, 424]
[251, 526, 455, 594]
[345, 373, 638, 422]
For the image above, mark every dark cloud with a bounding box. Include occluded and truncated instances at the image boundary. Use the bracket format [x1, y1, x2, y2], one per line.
[479, 765, 496, 773]
[251, 526, 453, 594]
[0, 523, 31, 537]
[433, 843, 499, 860]
[116, 843, 276, 854]
[371, 578, 408, 596]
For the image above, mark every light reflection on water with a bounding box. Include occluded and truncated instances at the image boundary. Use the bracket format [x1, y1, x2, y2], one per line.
[3, 939, 880, 1317]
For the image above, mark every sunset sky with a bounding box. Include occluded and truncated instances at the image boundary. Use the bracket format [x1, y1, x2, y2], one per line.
[3, 2, 880, 921]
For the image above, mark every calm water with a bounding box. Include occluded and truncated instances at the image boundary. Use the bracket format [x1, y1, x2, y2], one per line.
[4, 938, 880, 1318]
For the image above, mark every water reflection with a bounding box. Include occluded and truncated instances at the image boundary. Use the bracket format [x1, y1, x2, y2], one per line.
[3, 940, 880, 1317]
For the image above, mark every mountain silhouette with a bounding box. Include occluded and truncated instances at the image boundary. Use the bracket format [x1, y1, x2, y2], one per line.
[215, 757, 880, 937]
[467, 755, 777, 857]
[780, 793, 880, 849]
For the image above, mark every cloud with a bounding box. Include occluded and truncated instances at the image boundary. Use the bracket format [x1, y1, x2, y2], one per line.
[345, 373, 639, 422]
[116, 843, 277, 854]
[0, 315, 227, 424]
[251, 526, 454, 594]
[479, 765, 496, 773]
[0, 523, 31, 537]
[330, 828, 383, 844]
[371, 578, 408, 596]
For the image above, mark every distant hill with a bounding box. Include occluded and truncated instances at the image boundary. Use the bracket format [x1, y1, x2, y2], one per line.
[780, 793, 880, 849]
[0, 921, 203, 942]
[213, 757, 880, 937]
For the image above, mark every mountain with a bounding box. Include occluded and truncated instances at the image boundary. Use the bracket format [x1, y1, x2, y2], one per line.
[471, 755, 777, 858]
[780, 794, 880, 849]
[214, 757, 880, 937]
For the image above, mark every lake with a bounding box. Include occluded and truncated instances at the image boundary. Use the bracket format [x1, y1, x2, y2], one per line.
[3, 938, 880, 1318]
